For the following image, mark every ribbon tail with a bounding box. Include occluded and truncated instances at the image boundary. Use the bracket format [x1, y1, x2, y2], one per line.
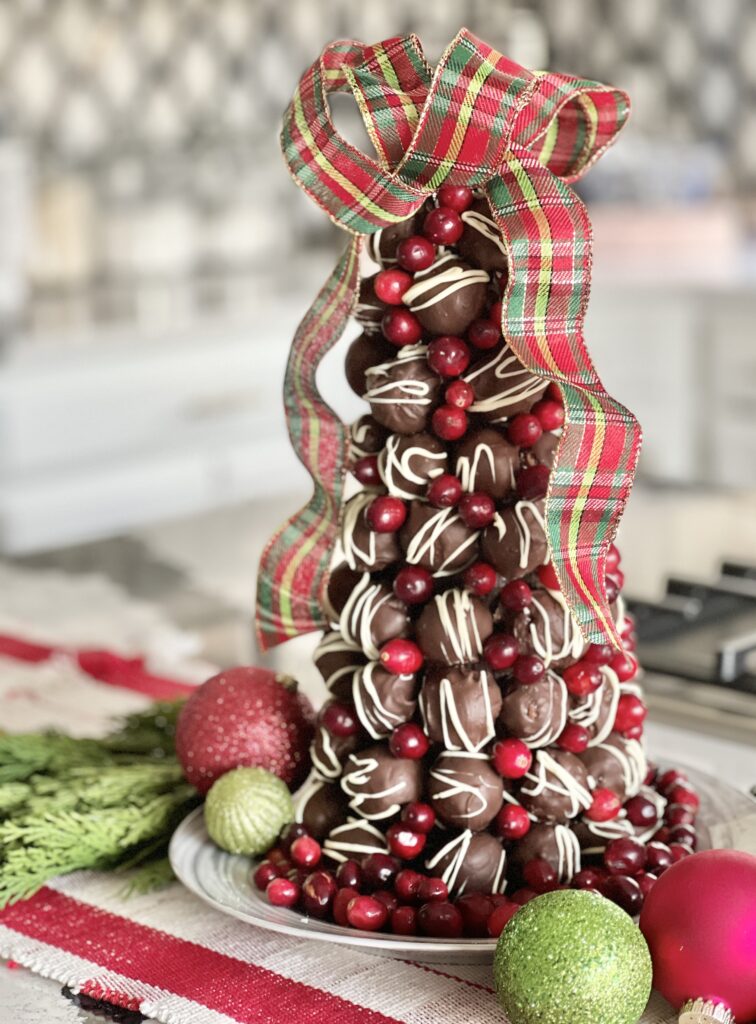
[255, 239, 361, 651]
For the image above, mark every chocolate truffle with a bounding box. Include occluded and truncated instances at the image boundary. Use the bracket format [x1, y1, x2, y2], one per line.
[352, 661, 418, 740]
[345, 332, 395, 397]
[367, 213, 420, 267]
[426, 830, 507, 897]
[527, 429, 560, 470]
[399, 503, 479, 578]
[569, 665, 620, 746]
[323, 817, 390, 863]
[354, 275, 386, 335]
[463, 342, 547, 421]
[509, 821, 582, 883]
[579, 734, 646, 803]
[364, 344, 440, 434]
[339, 575, 409, 661]
[499, 672, 568, 749]
[341, 743, 423, 820]
[324, 564, 364, 621]
[314, 630, 366, 700]
[512, 589, 586, 669]
[379, 431, 448, 500]
[574, 787, 665, 854]
[427, 751, 504, 831]
[520, 749, 593, 823]
[311, 721, 360, 780]
[295, 771, 348, 840]
[454, 427, 519, 500]
[457, 197, 508, 274]
[403, 254, 489, 335]
[416, 589, 494, 666]
[420, 664, 501, 752]
[481, 500, 549, 580]
[350, 414, 389, 462]
[341, 492, 401, 573]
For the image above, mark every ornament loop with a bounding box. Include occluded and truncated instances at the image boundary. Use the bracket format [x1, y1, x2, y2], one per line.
[679, 999, 735, 1024]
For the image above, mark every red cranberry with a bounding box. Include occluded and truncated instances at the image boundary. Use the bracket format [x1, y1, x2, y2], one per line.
[523, 858, 558, 893]
[394, 868, 423, 902]
[253, 861, 282, 891]
[563, 660, 602, 697]
[614, 694, 647, 733]
[487, 902, 518, 936]
[603, 875, 643, 916]
[394, 565, 434, 604]
[464, 561, 498, 596]
[531, 398, 565, 431]
[606, 543, 621, 573]
[584, 642, 613, 665]
[507, 413, 543, 448]
[624, 724, 644, 741]
[346, 895, 389, 931]
[366, 495, 407, 533]
[290, 836, 321, 869]
[363, 853, 401, 891]
[625, 794, 659, 828]
[417, 876, 448, 903]
[492, 737, 532, 779]
[287, 866, 309, 887]
[391, 905, 418, 935]
[387, 822, 427, 860]
[373, 890, 399, 913]
[510, 887, 538, 906]
[668, 784, 700, 811]
[445, 379, 474, 409]
[417, 901, 464, 938]
[545, 381, 563, 403]
[374, 268, 413, 305]
[321, 701, 359, 737]
[536, 562, 560, 590]
[279, 823, 309, 855]
[456, 893, 495, 937]
[669, 825, 697, 850]
[437, 184, 473, 212]
[483, 633, 520, 671]
[336, 860, 363, 890]
[266, 877, 301, 908]
[556, 722, 590, 754]
[669, 843, 692, 863]
[644, 762, 659, 786]
[623, 634, 637, 652]
[500, 579, 533, 612]
[512, 654, 546, 685]
[427, 473, 463, 508]
[653, 826, 672, 845]
[353, 454, 380, 486]
[572, 868, 605, 891]
[516, 464, 550, 500]
[604, 837, 646, 876]
[379, 638, 423, 674]
[458, 491, 495, 529]
[657, 768, 688, 794]
[333, 886, 360, 926]
[382, 308, 423, 347]
[605, 575, 621, 604]
[585, 787, 621, 822]
[621, 614, 636, 640]
[468, 318, 500, 350]
[389, 722, 429, 759]
[396, 234, 435, 272]
[401, 802, 436, 834]
[427, 335, 471, 377]
[488, 300, 503, 326]
[423, 206, 464, 245]
[432, 404, 467, 441]
[302, 871, 337, 918]
[638, 872, 658, 897]
[495, 804, 531, 840]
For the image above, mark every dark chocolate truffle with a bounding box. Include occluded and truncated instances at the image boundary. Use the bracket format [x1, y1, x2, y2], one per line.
[311, 721, 360, 780]
[354, 275, 386, 335]
[574, 787, 665, 854]
[425, 830, 507, 897]
[352, 661, 418, 740]
[427, 751, 504, 831]
[416, 589, 494, 666]
[367, 213, 420, 267]
[463, 342, 547, 421]
[454, 427, 519, 500]
[341, 493, 401, 573]
[325, 564, 364, 621]
[527, 429, 560, 470]
[323, 817, 390, 863]
[364, 344, 440, 434]
[345, 332, 395, 397]
[339, 575, 409, 661]
[509, 821, 582, 883]
[350, 414, 389, 462]
[579, 734, 646, 803]
[379, 431, 448, 500]
[569, 665, 619, 746]
[399, 502, 479, 578]
[499, 672, 568, 749]
[457, 197, 508, 273]
[403, 254, 488, 335]
[341, 743, 423, 820]
[420, 664, 501, 752]
[480, 500, 549, 579]
[520, 748, 593, 823]
[314, 630, 366, 700]
[512, 590, 586, 670]
[295, 771, 348, 840]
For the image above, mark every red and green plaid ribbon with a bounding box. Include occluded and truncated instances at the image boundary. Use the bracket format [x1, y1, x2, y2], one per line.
[256, 29, 641, 651]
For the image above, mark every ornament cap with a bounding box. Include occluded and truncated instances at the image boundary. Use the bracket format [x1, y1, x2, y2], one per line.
[679, 999, 734, 1024]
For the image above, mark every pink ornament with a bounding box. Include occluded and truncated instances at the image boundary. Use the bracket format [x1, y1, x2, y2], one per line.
[639, 849, 756, 1023]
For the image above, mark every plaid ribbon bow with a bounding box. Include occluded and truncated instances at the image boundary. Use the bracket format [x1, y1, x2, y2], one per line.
[256, 29, 641, 651]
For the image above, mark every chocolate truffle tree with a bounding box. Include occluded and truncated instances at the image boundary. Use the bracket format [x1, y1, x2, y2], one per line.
[256, 32, 698, 930]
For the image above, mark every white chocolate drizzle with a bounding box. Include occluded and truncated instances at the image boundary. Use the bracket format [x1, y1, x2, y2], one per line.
[314, 631, 363, 692]
[294, 768, 327, 823]
[364, 345, 433, 406]
[569, 665, 620, 746]
[341, 751, 407, 820]
[425, 830, 507, 897]
[419, 668, 497, 752]
[517, 671, 569, 749]
[455, 437, 516, 494]
[594, 737, 646, 799]
[521, 750, 593, 819]
[403, 254, 489, 312]
[526, 588, 586, 667]
[431, 589, 487, 665]
[352, 661, 415, 740]
[429, 750, 498, 823]
[490, 500, 548, 572]
[339, 575, 401, 661]
[403, 506, 479, 578]
[323, 818, 389, 863]
[311, 727, 343, 780]
[464, 347, 545, 416]
[554, 823, 582, 881]
[379, 434, 447, 501]
[341, 493, 380, 572]
[460, 207, 509, 258]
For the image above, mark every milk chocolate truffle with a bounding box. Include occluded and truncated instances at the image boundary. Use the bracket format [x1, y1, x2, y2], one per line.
[427, 751, 504, 831]
[463, 342, 547, 421]
[426, 830, 507, 897]
[345, 332, 395, 397]
[352, 661, 418, 740]
[579, 734, 646, 803]
[350, 414, 389, 462]
[311, 720, 360, 780]
[341, 743, 423, 820]
[379, 431, 448, 500]
[314, 631, 366, 700]
[354, 275, 386, 335]
[499, 672, 568, 749]
[512, 589, 586, 670]
[339, 575, 409, 661]
[367, 213, 420, 267]
[399, 503, 479, 578]
[324, 564, 364, 621]
[574, 788, 665, 853]
[509, 821, 582, 883]
[454, 427, 519, 500]
[403, 254, 488, 335]
[520, 748, 593, 823]
[569, 665, 620, 746]
[416, 589, 494, 666]
[457, 197, 508, 274]
[295, 771, 348, 840]
[481, 500, 548, 579]
[364, 345, 440, 434]
[420, 664, 501, 752]
[323, 817, 390, 863]
[341, 493, 401, 573]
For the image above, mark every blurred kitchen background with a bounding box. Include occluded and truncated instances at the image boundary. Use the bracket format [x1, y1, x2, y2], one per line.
[0, 1, 754, 774]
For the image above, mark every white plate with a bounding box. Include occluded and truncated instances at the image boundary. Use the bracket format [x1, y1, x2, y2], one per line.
[168, 766, 754, 965]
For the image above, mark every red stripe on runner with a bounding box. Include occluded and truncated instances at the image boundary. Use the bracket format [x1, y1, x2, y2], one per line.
[0, 889, 404, 1024]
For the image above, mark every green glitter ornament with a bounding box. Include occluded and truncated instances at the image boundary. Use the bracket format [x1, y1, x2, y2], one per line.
[204, 766, 294, 856]
[493, 890, 652, 1024]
